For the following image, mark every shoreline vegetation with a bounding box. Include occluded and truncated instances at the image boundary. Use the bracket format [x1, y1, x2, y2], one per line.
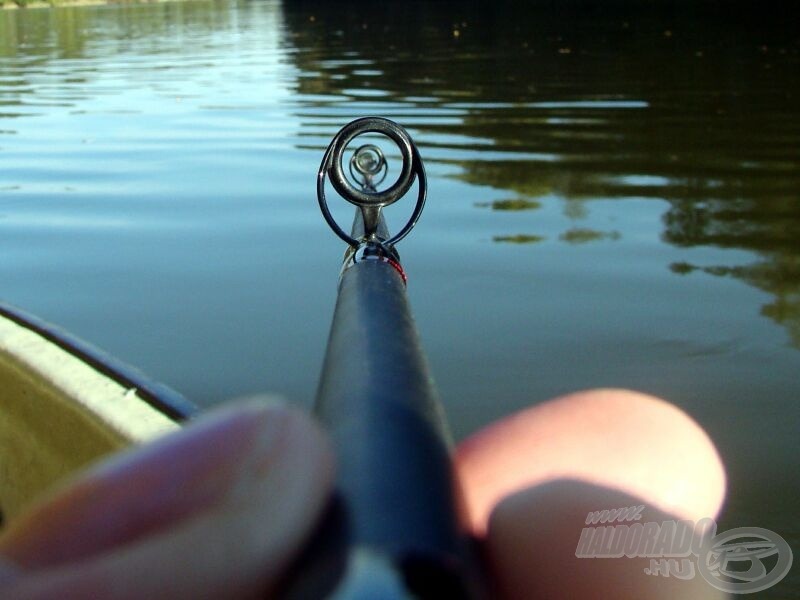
[2, 0, 185, 8]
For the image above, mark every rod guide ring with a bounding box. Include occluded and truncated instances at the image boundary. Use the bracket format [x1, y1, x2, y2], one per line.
[317, 117, 427, 248]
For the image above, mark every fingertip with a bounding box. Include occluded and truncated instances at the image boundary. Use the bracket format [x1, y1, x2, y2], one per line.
[0, 401, 336, 599]
[456, 389, 727, 534]
[0, 398, 334, 574]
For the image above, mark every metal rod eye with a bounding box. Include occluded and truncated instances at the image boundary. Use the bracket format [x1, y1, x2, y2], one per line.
[317, 117, 428, 248]
[349, 144, 388, 190]
[327, 117, 415, 208]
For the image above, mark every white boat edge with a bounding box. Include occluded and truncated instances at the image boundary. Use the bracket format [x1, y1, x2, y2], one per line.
[0, 303, 196, 525]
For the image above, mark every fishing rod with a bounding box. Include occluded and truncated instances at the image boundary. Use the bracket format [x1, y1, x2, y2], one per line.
[278, 117, 484, 598]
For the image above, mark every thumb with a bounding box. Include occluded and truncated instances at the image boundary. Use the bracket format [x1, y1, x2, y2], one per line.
[0, 399, 334, 599]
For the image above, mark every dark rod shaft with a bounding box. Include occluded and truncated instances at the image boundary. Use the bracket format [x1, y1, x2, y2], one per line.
[317, 254, 457, 544]
[274, 205, 482, 598]
[313, 251, 476, 597]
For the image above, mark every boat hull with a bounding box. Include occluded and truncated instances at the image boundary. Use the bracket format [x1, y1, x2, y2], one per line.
[0, 304, 194, 524]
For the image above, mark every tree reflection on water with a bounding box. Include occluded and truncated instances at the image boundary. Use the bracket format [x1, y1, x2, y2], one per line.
[283, 0, 800, 347]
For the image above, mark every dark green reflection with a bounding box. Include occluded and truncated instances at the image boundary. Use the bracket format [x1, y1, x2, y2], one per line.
[1, 2, 232, 60]
[0, 1, 238, 89]
[475, 198, 542, 211]
[560, 228, 621, 244]
[663, 183, 800, 348]
[493, 234, 545, 245]
[282, 0, 800, 347]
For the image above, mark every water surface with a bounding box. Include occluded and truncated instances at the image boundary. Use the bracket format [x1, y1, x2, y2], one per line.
[1, 1, 798, 594]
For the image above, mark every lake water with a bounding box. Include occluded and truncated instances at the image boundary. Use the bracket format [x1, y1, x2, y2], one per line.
[1, 1, 798, 594]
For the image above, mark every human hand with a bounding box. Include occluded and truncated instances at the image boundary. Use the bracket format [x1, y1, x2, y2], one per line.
[0, 400, 334, 599]
[0, 390, 727, 599]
